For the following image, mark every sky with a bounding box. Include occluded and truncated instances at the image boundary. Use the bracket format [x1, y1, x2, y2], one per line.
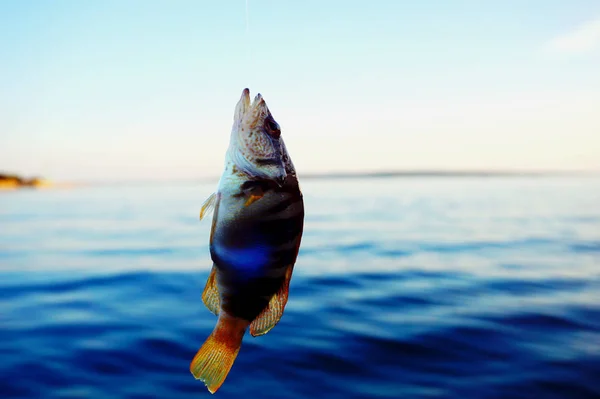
[1, 0, 600, 182]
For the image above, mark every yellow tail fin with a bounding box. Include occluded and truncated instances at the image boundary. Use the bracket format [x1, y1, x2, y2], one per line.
[190, 313, 248, 394]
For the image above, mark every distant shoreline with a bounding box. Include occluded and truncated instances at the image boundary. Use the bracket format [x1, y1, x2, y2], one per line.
[0, 173, 81, 191]
[300, 170, 598, 179]
[0, 173, 50, 190]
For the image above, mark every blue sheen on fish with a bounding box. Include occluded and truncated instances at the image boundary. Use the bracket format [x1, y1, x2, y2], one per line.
[189, 89, 304, 394]
[211, 243, 271, 275]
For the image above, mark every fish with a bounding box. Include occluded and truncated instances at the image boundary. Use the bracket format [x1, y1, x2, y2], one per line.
[190, 88, 304, 393]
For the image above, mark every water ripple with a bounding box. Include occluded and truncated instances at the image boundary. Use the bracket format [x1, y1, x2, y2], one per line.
[2, 178, 600, 398]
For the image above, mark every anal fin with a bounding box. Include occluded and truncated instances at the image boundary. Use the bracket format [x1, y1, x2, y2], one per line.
[202, 265, 221, 316]
[250, 266, 294, 337]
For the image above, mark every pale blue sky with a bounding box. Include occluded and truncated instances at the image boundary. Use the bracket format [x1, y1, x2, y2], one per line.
[1, 1, 599, 181]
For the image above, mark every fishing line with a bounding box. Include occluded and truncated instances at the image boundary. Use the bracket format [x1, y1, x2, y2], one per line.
[245, 0, 252, 87]
[245, 0, 250, 41]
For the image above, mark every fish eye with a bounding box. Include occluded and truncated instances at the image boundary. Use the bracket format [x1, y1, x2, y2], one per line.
[264, 117, 281, 138]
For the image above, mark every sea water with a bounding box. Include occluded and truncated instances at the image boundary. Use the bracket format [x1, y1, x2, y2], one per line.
[1, 176, 599, 398]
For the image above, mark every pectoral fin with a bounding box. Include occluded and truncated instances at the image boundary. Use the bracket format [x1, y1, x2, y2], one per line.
[250, 266, 294, 337]
[200, 193, 218, 221]
[202, 265, 221, 316]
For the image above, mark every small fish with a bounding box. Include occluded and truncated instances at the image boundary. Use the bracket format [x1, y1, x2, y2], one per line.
[190, 88, 304, 393]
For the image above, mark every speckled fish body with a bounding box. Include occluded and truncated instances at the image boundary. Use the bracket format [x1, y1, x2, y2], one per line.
[190, 89, 304, 393]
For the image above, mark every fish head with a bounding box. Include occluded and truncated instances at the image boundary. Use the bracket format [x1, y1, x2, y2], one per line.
[228, 88, 287, 185]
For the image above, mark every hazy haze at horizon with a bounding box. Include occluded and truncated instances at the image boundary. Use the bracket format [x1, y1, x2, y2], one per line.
[2, 1, 600, 182]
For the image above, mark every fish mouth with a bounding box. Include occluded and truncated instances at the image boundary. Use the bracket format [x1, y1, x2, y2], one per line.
[241, 87, 264, 106]
[240, 88, 265, 109]
[236, 88, 267, 116]
[233, 88, 274, 133]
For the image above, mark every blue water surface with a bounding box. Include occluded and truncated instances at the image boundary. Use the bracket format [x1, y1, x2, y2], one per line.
[1, 177, 600, 398]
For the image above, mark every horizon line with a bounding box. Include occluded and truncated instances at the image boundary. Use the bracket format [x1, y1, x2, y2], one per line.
[43, 168, 600, 186]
